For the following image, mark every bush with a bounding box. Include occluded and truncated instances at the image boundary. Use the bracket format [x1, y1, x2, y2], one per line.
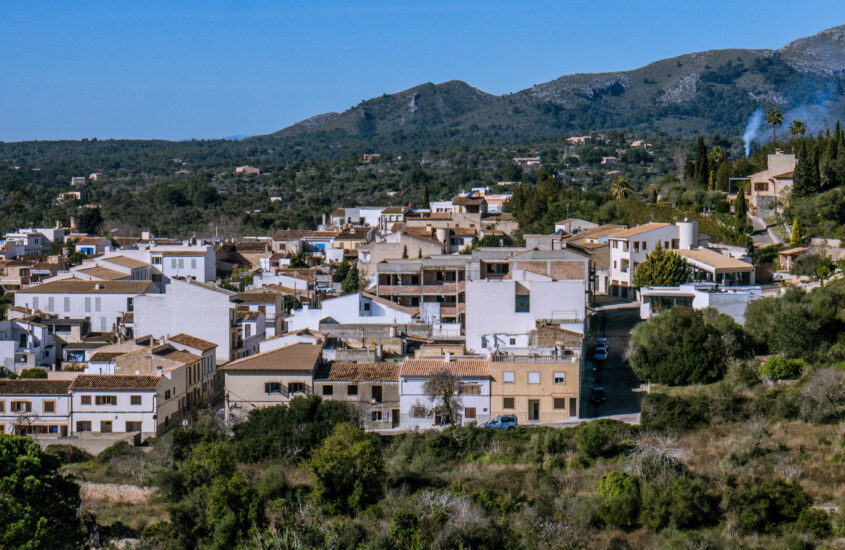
[793, 508, 831, 539]
[19, 368, 47, 379]
[629, 307, 740, 385]
[45, 444, 93, 464]
[640, 392, 710, 432]
[640, 477, 718, 530]
[760, 356, 804, 380]
[232, 396, 360, 462]
[575, 419, 631, 459]
[597, 470, 640, 530]
[728, 478, 811, 533]
[800, 368, 845, 423]
[308, 423, 383, 513]
[97, 440, 136, 463]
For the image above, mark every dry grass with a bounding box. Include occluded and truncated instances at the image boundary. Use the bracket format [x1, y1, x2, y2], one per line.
[80, 497, 169, 532]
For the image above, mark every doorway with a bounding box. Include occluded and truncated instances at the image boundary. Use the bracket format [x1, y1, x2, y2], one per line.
[528, 400, 540, 421]
[391, 409, 399, 428]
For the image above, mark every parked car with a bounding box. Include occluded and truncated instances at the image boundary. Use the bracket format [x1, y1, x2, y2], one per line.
[594, 347, 608, 361]
[596, 337, 607, 346]
[483, 415, 518, 430]
[590, 387, 607, 404]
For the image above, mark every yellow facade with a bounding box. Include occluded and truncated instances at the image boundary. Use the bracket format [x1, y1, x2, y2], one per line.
[489, 357, 580, 423]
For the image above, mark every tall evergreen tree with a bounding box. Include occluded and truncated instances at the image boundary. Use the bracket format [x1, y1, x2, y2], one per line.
[792, 142, 820, 198]
[632, 243, 693, 288]
[789, 219, 801, 247]
[734, 186, 749, 234]
[693, 137, 709, 187]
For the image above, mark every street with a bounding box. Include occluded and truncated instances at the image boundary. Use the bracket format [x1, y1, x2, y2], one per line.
[582, 306, 642, 419]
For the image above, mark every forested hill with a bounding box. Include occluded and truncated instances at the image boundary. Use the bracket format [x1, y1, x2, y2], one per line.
[259, 25, 845, 158]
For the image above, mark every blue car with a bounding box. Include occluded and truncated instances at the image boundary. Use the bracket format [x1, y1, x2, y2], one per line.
[484, 415, 518, 430]
[594, 347, 608, 361]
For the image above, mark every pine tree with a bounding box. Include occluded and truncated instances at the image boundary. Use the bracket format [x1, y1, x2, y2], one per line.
[401, 245, 408, 259]
[632, 243, 693, 288]
[342, 264, 362, 294]
[789, 219, 801, 247]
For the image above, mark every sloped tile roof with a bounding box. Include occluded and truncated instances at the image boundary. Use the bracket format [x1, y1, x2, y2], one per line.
[0, 380, 72, 395]
[223, 343, 322, 372]
[15, 279, 152, 294]
[400, 358, 490, 378]
[168, 333, 218, 352]
[69, 374, 162, 391]
[315, 362, 399, 382]
[607, 222, 671, 238]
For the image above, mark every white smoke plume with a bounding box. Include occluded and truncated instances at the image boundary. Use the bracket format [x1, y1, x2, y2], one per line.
[743, 108, 764, 157]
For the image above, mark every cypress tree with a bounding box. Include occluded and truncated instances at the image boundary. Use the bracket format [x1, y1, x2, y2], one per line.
[734, 186, 749, 234]
[789, 219, 801, 247]
[792, 142, 820, 197]
[694, 137, 709, 187]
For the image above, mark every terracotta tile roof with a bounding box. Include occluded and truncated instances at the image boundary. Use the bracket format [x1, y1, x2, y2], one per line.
[113, 237, 142, 247]
[223, 343, 322, 372]
[102, 256, 150, 269]
[89, 352, 125, 362]
[607, 222, 671, 238]
[306, 231, 339, 238]
[168, 333, 218, 352]
[315, 362, 399, 382]
[238, 310, 262, 321]
[69, 374, 162, 391]
[336, 229, 369, 241]
[234, 241, 270, 252]
[76, 266, 129, 281]
[382, 206, 410, 214]
[779, 247, 808, 256]
[157, 349, 202, 364]
[236, 291, 281, 303]
[272, 230, 311, 241]
[452, 195, 485, 206]
[675, 248, 755, 271]
[451, 227, 476, 237]
[0, 380, 72, 395]
[15, 279, 152, 294]
[400, 358, 490, 378]
[77, 237, 107, 245]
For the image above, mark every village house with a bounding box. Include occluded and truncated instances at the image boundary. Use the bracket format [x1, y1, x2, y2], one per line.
[0, 317, 56, 374]
[0, 379, 71, 436]
[745, 151, 796, 212]
[75, 236, 112, 256]
[489, 353, 581, 423]
[270, 230, 311, 255]
[639, 282, 763, 324]
[399, 357, 491, 429]
[314, 362, 400, 430]
[223, 343, 323, 422]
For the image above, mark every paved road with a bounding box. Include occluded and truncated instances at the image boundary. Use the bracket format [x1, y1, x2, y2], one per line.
[583, 306, 642, 419]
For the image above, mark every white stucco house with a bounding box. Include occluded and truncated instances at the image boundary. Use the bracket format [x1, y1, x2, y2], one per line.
[399, 357, 491, 429]
[286, 292, 417, 332]
[0, 380, 72, 435]
[638, 283, 763, 324]
[0, 318, 56, 373]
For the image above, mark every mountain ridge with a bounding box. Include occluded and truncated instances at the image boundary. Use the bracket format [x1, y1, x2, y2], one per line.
[260, 25, 845, 154]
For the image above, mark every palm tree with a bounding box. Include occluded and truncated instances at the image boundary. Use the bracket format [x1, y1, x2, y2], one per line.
[610, 175, 632, 199]
[766, 108, 784, 147]
[789, 119, 806, 138]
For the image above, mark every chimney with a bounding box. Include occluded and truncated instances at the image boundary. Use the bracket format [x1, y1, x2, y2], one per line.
[444, 351, 452, 363]
[94, 283, 102, 290]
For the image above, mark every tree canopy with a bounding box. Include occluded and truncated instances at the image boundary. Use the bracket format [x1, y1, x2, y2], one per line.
[632, 243, 692, 288]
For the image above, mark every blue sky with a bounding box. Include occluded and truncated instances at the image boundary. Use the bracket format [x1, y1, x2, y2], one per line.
[1, 1, 843, 141]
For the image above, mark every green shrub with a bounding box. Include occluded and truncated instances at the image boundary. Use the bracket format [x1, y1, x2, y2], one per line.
[19, 367, 47, 379]
[640, 392, 710, 432]
[575, 419, 631, 459]
[640, 477, 718, 530]
[308, 423, 383, 513]
[97, 440, 135, 463]
[760, 356, 804, 380]
[597, 470, 641, 530]
[728, 478, 811, 533]
[793, 508, 831, 539]
[45, 444, 93, 464]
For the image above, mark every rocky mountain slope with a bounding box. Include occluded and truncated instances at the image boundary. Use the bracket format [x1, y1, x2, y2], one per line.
[258, 25, 845, 156]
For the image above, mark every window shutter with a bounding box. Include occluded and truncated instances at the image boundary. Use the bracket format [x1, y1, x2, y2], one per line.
[26, 402, 32, 412]
[264, 382, 270, 393]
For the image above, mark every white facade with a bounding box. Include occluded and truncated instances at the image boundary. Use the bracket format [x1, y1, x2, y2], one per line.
[134, 279, 237, 363]
[15, 281, 150, 333]
[639, 283, 763, 324]
[465, 271, 586, 354]
[399, 375, 491, 429]
[287, 292, 416, 332]
[0, 384, 71, 435]
[0, 319, 55, 373]
[609, 223, 681, 297]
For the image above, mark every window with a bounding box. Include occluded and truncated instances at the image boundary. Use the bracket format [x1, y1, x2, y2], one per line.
[95, 395, 117, 406]
[554, 398, 566, 409]
[503, 371, 514, 384]
[459, 384, 481, 395]
[43, 401, 55, 413]
[32, 297, 39, 309]
[633, 242, 639, 253]
[503, 397, 515, 409]
[664, 241, 670, 249]
[264, 382, 282, 394]
[515, 294, 530, 313]
[372, 385, 382, 403]
[363, 302, 371, 312]
[152, 256, 162, 265]
[100, 421, 112, 433]
[127, 297, 134, 312]
[84, 297, 91, 313]
[322, 385, 333, 396]
[347, 384, 358, 396]
[528, 372, 540, 384]
[509, 338, 516, 345]
[80, 395, 91, 405]
[95, 297, 101, 312]
[412, 405, 427, 418]
[191, 259, 197, 269]
[464, 407, 476, 419]
[63, 297, 70, 312]
[18, 333, 27, 347]
[11, 401, 31, 412]
[642, 241, 647, 251]
[0, 401, 4, 413]
[130, 395, 142, 405]
[126, 421, 142, 432]
[620, 259, 629, 273]
[165, 389, 172, 400]
[178, 259, 185, 269]
[554, 372, 566, 384]
[288, 382, 306, 394]
[371, 410, 383, 421]
[171, 259, 177, 268]
[48, 297, 54, 310]
[76, 421, 92, 432]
